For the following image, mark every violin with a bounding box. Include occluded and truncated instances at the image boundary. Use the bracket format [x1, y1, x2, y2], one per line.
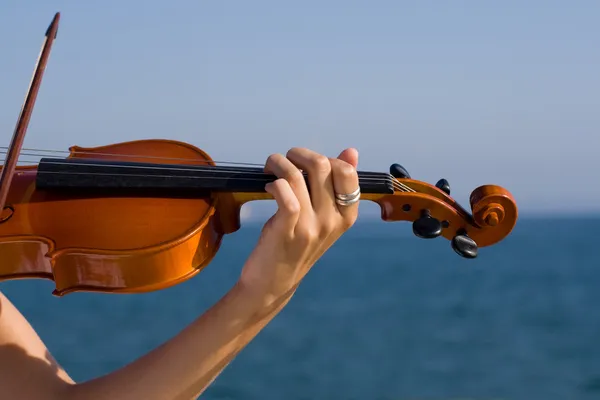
[0, 13, 518, 297]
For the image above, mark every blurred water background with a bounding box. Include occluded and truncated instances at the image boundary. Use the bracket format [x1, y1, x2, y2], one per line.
[2, 215, 600, 399]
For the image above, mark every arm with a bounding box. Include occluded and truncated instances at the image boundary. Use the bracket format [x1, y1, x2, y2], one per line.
[69, 282, 296, 400]
[0, 284, 293, 400]
[0, 147, 360, 400]
[0, 284, 291, 400]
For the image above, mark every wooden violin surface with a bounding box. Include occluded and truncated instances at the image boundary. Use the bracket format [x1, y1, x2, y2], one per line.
[0, 140, 224, 296]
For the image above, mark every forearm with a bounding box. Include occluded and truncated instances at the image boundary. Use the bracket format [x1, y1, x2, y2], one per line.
[66, 281, 293, 400]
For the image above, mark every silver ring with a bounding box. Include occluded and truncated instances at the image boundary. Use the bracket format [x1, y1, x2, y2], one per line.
[335, 187, 361, 206]
[335, 196, 360, 207]
[335, 187, 360, 201]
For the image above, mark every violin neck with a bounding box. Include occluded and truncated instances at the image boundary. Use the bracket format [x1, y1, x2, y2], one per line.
[35, 158, 395, 195]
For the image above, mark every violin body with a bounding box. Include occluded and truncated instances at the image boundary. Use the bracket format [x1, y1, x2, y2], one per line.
[0, 13, 519, 296]
[0, 140, 238, 296]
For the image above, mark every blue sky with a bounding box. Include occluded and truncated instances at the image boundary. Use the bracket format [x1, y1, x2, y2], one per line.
[2, 1, 599, 218]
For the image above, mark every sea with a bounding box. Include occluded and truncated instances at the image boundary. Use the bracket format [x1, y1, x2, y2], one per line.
[1, 216, 599, 400]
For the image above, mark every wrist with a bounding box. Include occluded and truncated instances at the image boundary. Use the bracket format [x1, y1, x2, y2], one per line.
[233, 278, 296, 317]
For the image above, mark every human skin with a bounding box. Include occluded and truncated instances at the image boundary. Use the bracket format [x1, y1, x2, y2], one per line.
[0, 147, 360, 400]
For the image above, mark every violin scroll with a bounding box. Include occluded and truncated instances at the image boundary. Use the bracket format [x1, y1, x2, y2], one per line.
[371, 164, 518, 258]
[469, 185, 515, 228]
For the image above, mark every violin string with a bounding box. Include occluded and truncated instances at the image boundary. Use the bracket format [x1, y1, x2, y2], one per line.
[0, 146, 414, 190]
[0, 147, 266, 167]
[0, 151, 391, 179]
[0, 162, 415, 193]
[0, 165, 415, 194]
[0, 149, 416, 193]
[0, 146, 390, 176]
[32, 166, 413, 193]
[28, 171, 414, 193]
[0, 164, 413, 193]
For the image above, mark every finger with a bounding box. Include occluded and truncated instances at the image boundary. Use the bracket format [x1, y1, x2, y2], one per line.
[285, 147, 336, 214]
[329, 148, 360, 224]
[264, 153, 312, 212]
[265, 178, 301, 233]
[337, 148, 359, 168]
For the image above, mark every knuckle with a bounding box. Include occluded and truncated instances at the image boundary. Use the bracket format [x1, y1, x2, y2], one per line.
[272, 179, 300, 213]
[282, 198, 301, 215]
[283, 202, 301, 216]
[342, 213, 358, 230]
[295, 225, 319, 244]
[265, 153, 282, 168]
[270, 178, 286, 191]
[286, 168, 304, 185]
[311, 155, 331, 173]
[320, 219, 337, 236]
[286, 147, 303, 158]
[336, 162, 356, 179]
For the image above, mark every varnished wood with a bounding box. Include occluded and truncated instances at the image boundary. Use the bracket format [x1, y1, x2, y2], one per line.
[0, 139, 518, 296]
[0, 140, 223, 296]
[228, 183, 517, 247]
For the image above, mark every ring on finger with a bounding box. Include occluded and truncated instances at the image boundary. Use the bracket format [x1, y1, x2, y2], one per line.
[335, 187, 361, 206]
[335, 187, 360, 201]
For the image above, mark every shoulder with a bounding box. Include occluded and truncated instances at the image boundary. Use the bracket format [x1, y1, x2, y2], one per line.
[0, 290, 74, 397]
[0, 290, 38, 344]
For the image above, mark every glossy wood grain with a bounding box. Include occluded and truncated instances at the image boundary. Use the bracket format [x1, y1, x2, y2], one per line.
[0, 139, 518, 296]
[0, 140, 223, 296]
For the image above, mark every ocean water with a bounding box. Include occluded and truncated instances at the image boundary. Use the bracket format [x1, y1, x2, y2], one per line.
[2, 216, 600, 400]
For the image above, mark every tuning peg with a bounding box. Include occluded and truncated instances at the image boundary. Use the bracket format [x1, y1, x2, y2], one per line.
[451, 229, 478, 259]
[412, 209, 442, 239]
[435, 178, 450, 195]
[389, 163, 410, 179]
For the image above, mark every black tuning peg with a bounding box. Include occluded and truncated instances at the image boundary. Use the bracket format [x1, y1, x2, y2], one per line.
[412, 209, 442, 239]
[451, 229, 478, 259]
[435, 178, 450, 195]
[389, 163, 410, 179]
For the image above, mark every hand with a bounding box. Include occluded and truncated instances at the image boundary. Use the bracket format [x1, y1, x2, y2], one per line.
[239, 147, 360, 306]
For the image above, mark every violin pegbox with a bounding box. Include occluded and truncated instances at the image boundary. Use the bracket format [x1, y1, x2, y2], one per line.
[379, 163, 518, 259]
